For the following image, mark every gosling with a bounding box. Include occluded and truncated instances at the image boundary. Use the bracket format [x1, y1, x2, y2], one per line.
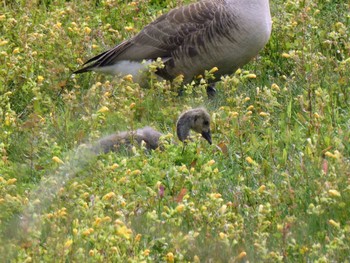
[94, 108, 212, 154]
[96, 126, 162, 153]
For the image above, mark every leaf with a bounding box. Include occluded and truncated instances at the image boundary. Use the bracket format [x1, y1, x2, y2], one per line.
[217, 142, 228, 155]
[190, 159, 197, 168]
[176, 188, 187, 203]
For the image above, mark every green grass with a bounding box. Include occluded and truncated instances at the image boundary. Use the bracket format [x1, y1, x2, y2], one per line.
[1, 0, 350, 262]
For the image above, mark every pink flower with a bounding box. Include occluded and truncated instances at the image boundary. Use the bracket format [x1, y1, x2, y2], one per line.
[158, 185, 165, 198]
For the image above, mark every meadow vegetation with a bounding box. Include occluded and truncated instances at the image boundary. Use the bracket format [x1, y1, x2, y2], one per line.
[0, 0, 350, 261]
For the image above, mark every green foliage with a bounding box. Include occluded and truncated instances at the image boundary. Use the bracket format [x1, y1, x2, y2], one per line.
[0, 0, 350, 262]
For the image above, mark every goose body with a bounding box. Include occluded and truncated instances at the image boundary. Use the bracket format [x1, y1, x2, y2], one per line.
[94, 108, 212, 153]
[74, 0, 271, 83]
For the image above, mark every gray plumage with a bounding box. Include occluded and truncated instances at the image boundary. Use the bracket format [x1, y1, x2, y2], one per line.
[74, 0, 272, 83]
[94, 108, 212, 154]
[95, 126, 162, 153]
[176, 107, 211, 144]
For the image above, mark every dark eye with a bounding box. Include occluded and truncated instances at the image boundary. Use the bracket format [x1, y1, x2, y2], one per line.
[203, 121, 209, 125]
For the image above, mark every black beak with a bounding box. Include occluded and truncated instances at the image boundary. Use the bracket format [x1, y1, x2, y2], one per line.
[201, 130, 212, 145]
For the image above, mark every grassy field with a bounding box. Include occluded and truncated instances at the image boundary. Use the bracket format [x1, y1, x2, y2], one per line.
[1, 0, 350, 262]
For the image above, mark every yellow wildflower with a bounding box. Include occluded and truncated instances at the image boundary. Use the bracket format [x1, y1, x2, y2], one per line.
[230, 111, 239, 117]
[110, 247, 118, 253]
[219, 204, 227, 214]
[129, 102, 136, 109]
[245, 156, 256, 165]
[178, 165, 188, 172]
[76, 58, 84, 64]
[83, 228, 94, 236]
[52, 156, 64, 164]
[135, 233, 142, 242]
[271, 83, 280, 91]
[116, 225, 132, 239]
[64, 239, 73, 249]
[259, 112, 269, 117]
[237, 251, 247, 259]
[209, 67, 219, 73]
[110, 163, 119, 170]
[114, 219, 124, 226]
[37, 75, 44, 84]
[84, 26, 91, 34]
[328, 219, 340, 228]
[103, 216, 112, 222]
[328, 189, 341, 198]
[325, 151, 337, 159]
[258, 185, 266, 193]
[118, 177, 127, 183]
[102, 192, 116, 200]
[6, 178, 17, 185]
[124, 26, 134, 31]
[246, 73, 256, 79]
[13, 47, 20, 54]
[58, 208, 67, 218]
[98, 106, 109, 113]
[214, 193, 222, 198]
[166, 252, 174, 263]
[0, 40, 9, 46]
[219, 232, 227, 239]
[131, 169, 141, 176]
[207, 159, 216, 166]
[94, 217, 102, 226]
[176, 204, 185, 213]
[124, 74, 133, 81]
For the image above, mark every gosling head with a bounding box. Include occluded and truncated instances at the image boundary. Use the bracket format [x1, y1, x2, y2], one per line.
[176, 108, 212, 145]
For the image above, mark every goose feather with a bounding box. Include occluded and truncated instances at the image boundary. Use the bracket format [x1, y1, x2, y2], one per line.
[75, 0, 271, 83]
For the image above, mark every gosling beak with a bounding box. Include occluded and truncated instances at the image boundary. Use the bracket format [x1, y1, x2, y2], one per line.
[201, 130, 212, 145]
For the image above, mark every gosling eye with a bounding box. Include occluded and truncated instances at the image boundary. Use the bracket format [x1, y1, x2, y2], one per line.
[203, 120, 209, 126]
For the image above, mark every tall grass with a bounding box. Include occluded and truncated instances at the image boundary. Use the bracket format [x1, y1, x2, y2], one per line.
[0, 0, 349, 261]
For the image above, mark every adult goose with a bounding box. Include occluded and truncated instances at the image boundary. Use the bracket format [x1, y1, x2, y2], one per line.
[94, 108, 212, 153]
[74, 0, 272, 85]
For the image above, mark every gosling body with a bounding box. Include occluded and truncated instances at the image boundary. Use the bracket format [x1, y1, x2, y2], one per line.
[95, 126, 162, 154]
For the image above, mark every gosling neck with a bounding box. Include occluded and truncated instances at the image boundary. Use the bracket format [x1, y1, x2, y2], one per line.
[176, 115, 192, 142]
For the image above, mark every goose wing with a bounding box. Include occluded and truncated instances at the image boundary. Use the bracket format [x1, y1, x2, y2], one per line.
[76, 0, 223, 72]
